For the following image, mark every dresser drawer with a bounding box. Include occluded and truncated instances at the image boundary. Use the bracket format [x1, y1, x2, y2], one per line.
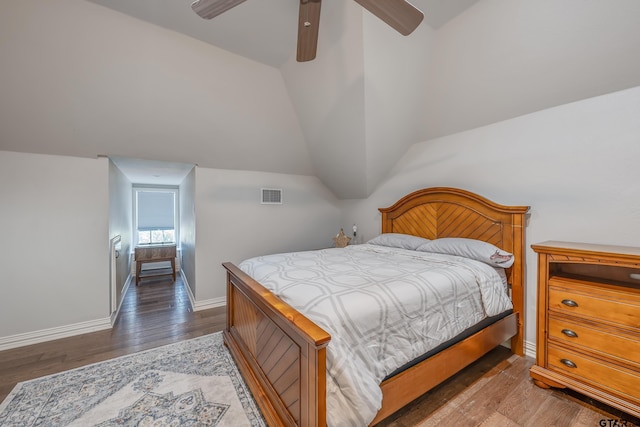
[548, 316, 640, 366]
[548, 278, 640, 328]
[547, 344, 640, 402]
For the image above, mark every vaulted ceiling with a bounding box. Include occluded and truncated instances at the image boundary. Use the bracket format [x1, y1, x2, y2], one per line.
[85, 0, 481, 196]
[2, 1, 640, 198]
[86, 0, 479, 68]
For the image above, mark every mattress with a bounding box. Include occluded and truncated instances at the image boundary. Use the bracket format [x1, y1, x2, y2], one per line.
[239, 243, 513, 426]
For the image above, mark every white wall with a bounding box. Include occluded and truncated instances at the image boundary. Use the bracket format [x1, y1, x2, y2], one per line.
[341, 86, 640, 350]
[0, 151, 110, 341]
[0, 153, 341, 345]
[108, 159, 133, 313]
[280, 2, 437, 199]
[193, 168, 342, 304]
[180, 167, 197, 297]
[280, 1, 368, 199]
[362, 10, 434, 194]
[0, 151, 340, 348]
[0, 0, 313, 177]
[423, 0, 640, 141]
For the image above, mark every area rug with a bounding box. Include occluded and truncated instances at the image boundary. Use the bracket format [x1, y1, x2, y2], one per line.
[0, 333, 266, 426]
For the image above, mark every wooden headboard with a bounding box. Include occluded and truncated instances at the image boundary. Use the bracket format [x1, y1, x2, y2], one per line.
[379, 187, 530, 354]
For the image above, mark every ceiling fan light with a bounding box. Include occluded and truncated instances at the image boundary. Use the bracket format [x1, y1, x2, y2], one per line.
[191, 0, 423, 62]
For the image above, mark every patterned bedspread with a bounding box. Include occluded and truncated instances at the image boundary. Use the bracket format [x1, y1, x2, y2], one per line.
[239, 244, 512, 426]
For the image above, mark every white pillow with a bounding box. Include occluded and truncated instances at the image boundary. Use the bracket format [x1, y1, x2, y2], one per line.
[416, 237, 515, 268]
[366, 233, 431, 251]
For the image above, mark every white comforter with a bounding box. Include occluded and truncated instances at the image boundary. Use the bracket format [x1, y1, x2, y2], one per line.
[239, 244, 512, 426]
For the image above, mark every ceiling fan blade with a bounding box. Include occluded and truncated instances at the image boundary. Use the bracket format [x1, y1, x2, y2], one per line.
[297, 0, 322, 62]
[191, 0, 247, 20]
[354, 0, 423, 35]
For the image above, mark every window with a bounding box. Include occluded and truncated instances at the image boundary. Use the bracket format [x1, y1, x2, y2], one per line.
[134, 187, 178, 246]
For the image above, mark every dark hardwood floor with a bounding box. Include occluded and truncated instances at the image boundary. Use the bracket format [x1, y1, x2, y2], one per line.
[0, 274, 225, 403]
[376, 347, 640, 427]
[1, 275, 638, 426]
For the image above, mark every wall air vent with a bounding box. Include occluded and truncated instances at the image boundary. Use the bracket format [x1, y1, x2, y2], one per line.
[261, 188, 283, 205]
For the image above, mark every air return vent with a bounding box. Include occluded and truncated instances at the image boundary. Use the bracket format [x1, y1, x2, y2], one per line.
[261, 188, 283, 204]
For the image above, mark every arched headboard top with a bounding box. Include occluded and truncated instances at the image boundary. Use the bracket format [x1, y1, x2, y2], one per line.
[379, 187, 529, 252]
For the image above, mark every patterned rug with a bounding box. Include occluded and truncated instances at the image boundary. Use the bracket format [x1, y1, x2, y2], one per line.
[0, 333, 266, 426]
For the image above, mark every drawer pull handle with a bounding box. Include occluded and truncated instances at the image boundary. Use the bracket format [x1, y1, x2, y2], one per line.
[560, 358, 577, 369]
[561, 329, 578, 338]
[561, 299, 578, 307]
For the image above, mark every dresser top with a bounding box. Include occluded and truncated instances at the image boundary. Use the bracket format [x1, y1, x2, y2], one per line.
[532, 240, 640, 258]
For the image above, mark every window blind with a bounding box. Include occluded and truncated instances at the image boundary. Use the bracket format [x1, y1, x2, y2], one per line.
[137, 191, 175, 231]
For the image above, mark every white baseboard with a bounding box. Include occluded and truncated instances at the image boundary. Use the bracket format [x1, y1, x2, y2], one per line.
[181, 270, 196, 311]
[0, 317, 112, 351]
[194, 296, 226, 311]
[179, 270, 226, 311]
[110, 274, 133, 326]
[524, 339, 536, 359]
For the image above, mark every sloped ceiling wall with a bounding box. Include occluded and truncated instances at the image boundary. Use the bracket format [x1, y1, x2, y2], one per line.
[0, 0, 313, 176]
[281, 2, 368, 199]
[2, 1, 640, 200]
[281, 1, 436, 199]
[307, 0, 640, 198]
[422, 0, 640, 141]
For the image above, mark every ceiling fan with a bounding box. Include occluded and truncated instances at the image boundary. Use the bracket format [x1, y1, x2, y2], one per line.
[190, 0, 424, 62]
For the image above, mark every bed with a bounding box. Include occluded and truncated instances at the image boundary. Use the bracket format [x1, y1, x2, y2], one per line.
[222, 187, 529, 426]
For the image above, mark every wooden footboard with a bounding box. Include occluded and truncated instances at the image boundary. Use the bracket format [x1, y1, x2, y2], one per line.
[223, 262, 330, 427]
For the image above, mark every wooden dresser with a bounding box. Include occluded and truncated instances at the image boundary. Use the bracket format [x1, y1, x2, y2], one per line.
[134, 244, 176, 286]
[530, 241, 640, 418]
